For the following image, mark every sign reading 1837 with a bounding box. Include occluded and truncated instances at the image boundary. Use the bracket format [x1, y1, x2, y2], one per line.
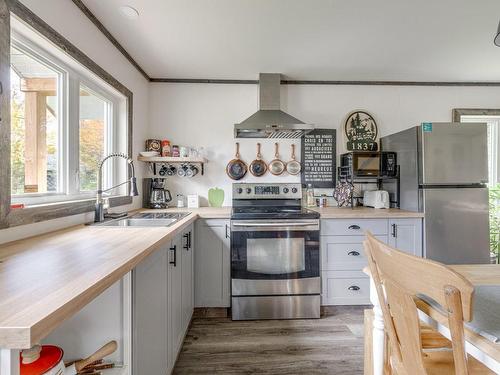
[344, 111, 378, 151]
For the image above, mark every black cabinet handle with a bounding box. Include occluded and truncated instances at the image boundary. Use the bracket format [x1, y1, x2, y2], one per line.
[348, 225, 361, 230]
[170, 245, 177, 266]
[348, 285, 360, 291]
[183, 233, 189, 250]
[225, 224, 230, 239]
[188, 231, 192, 249]
[391, 223, 397, 238]
[348, 251, 360, 256]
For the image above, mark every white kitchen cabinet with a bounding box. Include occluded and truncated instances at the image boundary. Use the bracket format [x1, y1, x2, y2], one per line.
[133, 245, 169, 375]
[321, 270, 370, 305]
[194, 219, 231, 307]
[387, 218, 423, 256]
[320, 217, 422, 306]
[168, 233, 184, 370]
[320, 235, 388, 271]
[181, 224, 194, 333]
[134, 225, 195, 375]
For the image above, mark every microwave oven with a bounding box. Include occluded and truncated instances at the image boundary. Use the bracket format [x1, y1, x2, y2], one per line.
[340, 152, 397, 178]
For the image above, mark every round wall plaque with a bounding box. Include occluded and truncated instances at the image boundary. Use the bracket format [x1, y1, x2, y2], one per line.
[344, 111, 378, 151]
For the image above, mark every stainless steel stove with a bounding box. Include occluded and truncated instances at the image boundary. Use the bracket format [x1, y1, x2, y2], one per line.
[230, 183, 320, 320]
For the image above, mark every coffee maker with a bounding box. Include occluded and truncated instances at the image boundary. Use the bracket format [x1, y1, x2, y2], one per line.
[143, 178, 172, 209]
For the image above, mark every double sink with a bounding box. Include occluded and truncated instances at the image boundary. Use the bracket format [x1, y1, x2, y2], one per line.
[97, 212, 191, 227]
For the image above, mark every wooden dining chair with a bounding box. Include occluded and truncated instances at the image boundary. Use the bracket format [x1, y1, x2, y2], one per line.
[364, 232, 494, 375]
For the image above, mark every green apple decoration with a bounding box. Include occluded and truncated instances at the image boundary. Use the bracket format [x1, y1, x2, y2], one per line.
[208, 187, 225, 207]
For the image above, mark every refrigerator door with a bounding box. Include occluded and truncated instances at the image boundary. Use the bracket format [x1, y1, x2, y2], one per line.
[423, 187, 490, 264]
[381, 127, 420, 211]
[420, 123, 488, 185]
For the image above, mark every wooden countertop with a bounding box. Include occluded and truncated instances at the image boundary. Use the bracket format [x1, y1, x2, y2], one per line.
[142, 206, 424, 219]
[140, 206, 232, 218]
[0, 212, 200, 349]
[312, 206, 424, 219]
[0, 205, 421, 349]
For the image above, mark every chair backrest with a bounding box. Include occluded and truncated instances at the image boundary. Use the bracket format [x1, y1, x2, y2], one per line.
[364, 232, 475, 375]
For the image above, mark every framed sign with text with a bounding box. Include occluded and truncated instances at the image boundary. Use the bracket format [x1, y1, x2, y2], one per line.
[301, 129, 336, 188]
[344, 111, 378, 151]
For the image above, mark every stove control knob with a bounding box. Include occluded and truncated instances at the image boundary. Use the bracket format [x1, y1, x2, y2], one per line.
[291, 187, 298, 194]
[283, 187, 289, 193]
[246, 188, 252, 194]
[237, 188, 243, 194]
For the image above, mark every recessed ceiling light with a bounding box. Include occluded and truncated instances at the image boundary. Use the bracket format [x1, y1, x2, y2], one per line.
[119, 5, 139, 20]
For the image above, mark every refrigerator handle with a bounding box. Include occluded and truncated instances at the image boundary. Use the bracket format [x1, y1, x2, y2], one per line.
[391, 223, 397, 238]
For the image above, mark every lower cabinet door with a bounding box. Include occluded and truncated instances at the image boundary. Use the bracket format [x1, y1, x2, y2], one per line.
[169, 233, 184, 369]
[194, 220, 231, 307]
[388, 218, 423, 256]
[133, 244, 169, 375]
[321, 271, 370, 305]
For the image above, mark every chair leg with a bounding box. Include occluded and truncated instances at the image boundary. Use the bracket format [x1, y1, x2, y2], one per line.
[365, 309, 374, 375]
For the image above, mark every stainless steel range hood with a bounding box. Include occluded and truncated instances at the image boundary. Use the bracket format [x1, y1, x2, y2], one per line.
[234, 73, 314, 138]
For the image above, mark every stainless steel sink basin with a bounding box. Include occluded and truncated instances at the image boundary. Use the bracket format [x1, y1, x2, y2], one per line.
[97, 211, 191, 227]
[100, 218, 178, 227]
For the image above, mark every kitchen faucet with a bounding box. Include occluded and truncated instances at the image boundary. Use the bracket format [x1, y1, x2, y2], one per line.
[95, 153, 139, 222]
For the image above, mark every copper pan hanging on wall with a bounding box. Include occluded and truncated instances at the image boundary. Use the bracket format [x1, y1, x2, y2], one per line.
[249, 143, 267, 177]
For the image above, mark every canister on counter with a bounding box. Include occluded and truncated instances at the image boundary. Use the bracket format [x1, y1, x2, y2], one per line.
[161, 140, 171, 156]
[320, 194, 328, 207]
[145, 139, 161, 152]
[172, 145, 180, 157]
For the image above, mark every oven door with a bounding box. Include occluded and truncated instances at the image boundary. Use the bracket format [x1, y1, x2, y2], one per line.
[231, 220, 320, 296]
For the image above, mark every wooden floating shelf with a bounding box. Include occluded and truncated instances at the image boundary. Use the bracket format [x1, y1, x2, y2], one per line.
[138, 155, 208, 176]
[137, 156, 208, 163]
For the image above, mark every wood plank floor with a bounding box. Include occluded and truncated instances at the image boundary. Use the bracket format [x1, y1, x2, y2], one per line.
[174, 306, 366, 374]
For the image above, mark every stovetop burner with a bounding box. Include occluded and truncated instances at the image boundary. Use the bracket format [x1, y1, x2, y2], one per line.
[231, 183, 320, 220]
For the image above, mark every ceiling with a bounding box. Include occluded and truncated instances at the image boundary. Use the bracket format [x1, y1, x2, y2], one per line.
[81, 0, 500, 81]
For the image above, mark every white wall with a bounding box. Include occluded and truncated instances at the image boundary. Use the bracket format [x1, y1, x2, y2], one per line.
[0, 0, 150, 244]
[149, 83, 500, 205]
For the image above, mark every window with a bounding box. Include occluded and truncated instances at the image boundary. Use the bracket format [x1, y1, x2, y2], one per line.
[459, 114, 500, 263]
[79, 84, 111, 192]
[10, 45, 61, 195]
[460, 115, 500, 186]
[9, 29, 127, 206]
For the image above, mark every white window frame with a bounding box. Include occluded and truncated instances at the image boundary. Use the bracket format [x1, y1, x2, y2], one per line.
[10, 28, 127, 206]
[460, 115, 500, 186]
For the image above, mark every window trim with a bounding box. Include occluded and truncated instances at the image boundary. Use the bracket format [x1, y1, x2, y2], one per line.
[10, 29, 127, 205]
[0, 2, 134, 229]
[454, 109, 500, 186]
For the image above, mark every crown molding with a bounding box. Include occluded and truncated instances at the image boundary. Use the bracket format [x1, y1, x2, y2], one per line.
[150, 78, 500, 86]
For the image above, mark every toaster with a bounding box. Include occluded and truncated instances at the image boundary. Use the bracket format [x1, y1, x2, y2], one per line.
[363, 190, 390, 209]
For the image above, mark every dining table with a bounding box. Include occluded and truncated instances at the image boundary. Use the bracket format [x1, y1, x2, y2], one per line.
[365, 264, 500, 375]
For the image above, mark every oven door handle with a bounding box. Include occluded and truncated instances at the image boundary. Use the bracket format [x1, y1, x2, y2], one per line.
[231, 221, 319, 232]
[233, 221, 315, 227]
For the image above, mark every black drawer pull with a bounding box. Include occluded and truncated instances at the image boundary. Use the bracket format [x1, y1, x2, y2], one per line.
[348, 225, 361, 230]
[348, 285, 360, 291]
[183, 233, 189, 250]
[348, 251, 360, 256]
[169, 245, 177, 266]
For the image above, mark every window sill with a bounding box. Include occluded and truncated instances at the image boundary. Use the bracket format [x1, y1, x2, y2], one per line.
[4, 195, 133, 228]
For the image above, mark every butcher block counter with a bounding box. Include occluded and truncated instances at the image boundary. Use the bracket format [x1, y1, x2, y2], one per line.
[0, 212, 200, 350]
[0, 205, 420, 350]
[311, 206, 424, 218]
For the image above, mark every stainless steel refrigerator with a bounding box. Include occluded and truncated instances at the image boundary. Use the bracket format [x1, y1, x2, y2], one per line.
[381, 122, 490, 264]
